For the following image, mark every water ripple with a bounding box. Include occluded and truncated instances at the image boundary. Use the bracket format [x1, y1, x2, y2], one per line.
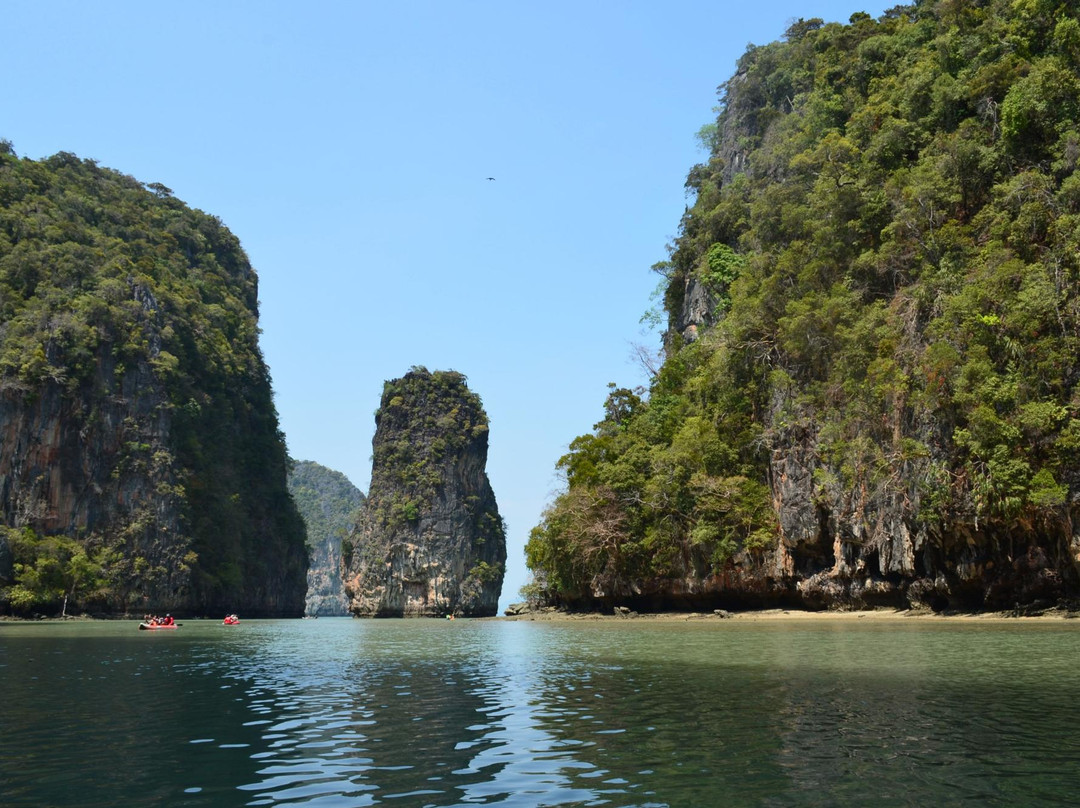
[3, 618, 1080, 806]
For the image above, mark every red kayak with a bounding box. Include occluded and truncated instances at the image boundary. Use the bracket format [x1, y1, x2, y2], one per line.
[223, 618, 240, 625]
[139, 622, 178, 630]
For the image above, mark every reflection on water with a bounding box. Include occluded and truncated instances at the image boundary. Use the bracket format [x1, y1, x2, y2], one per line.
[2, 617, 1079, 807]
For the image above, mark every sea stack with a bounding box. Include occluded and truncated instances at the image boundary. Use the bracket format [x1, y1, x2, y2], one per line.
[343, 368, 506, 617]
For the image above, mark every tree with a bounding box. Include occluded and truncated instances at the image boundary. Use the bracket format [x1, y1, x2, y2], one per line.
[2, 529, 115, 616]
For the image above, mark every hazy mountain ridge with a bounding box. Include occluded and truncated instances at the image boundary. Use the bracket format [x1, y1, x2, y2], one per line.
[287, 459, 365, 616]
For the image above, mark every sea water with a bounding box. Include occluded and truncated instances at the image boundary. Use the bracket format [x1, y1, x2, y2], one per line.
[1, 616, 1078, 807]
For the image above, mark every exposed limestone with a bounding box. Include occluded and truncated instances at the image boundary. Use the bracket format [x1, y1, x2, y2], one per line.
[673, 273, 716, 344]
[758, 388, 1080, 613]
[343, 369, 506, 617]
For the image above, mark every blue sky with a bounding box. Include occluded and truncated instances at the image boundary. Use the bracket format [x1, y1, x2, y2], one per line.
[4, 0, 887, 611]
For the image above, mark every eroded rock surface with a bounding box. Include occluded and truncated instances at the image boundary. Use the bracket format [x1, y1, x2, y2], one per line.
[343, 369, 505, 617]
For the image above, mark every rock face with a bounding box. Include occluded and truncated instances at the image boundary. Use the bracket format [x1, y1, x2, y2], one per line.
[343, 368, 506, 617]
[672, 271, 717, 344]
[0, 149, 308, 616]
[763, 411, 1079, 613]
[287, 460, 365, 616]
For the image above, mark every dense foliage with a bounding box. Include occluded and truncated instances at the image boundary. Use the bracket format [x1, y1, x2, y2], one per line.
[1, 526, 121, 617]
[527, 0, 1080, 607]
[0, 144, 307, 615]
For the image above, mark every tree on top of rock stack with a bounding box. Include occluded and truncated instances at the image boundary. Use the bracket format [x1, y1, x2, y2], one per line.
[343, 367, 506, 617]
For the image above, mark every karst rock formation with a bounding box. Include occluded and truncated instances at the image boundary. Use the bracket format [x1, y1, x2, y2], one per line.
[343, 368, 506, 617]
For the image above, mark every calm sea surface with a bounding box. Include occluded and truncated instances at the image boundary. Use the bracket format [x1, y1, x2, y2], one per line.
[1, 616, 1078, 807]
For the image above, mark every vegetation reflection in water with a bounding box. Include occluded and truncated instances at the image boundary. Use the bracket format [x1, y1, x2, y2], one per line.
[1, 618, 1079, 807]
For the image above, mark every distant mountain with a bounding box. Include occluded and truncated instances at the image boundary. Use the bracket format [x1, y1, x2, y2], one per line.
[0, 145, 307, 616]
[287, 460, 365, 616]
[528, 2, 1080, 612]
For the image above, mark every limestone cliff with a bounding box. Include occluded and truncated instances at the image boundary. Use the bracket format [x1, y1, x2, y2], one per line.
[287, 460, 365, 616]
[343, 368, 505, 617]
[0, 148, 307, 616]
[526, 5, 1080, 614]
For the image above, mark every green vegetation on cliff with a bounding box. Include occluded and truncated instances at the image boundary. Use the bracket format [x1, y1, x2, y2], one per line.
[362, 367, 494, 536]
[0, 144, 307, 615]
[527, 1, 1080, 609]
[344, 367, 506, 617]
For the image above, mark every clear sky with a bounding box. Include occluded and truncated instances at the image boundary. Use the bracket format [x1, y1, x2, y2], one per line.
[4, 0, 887, 612]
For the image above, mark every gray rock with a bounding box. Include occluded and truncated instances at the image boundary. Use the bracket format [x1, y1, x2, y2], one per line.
[344, 369, 506, 617]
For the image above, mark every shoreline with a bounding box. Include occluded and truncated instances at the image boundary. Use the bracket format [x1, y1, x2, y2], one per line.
[497, 605, 1080, 623]
[4, 605, 1079, 623]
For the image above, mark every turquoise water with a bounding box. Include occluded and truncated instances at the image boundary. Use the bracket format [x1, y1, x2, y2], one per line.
[1, 617, 1078, 807]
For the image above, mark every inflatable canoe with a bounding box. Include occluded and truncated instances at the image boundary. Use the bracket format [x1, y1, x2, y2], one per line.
[138, 622, 178, 630]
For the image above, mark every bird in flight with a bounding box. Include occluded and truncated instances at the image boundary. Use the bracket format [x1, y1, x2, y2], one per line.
[486, 177, 495, 181]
